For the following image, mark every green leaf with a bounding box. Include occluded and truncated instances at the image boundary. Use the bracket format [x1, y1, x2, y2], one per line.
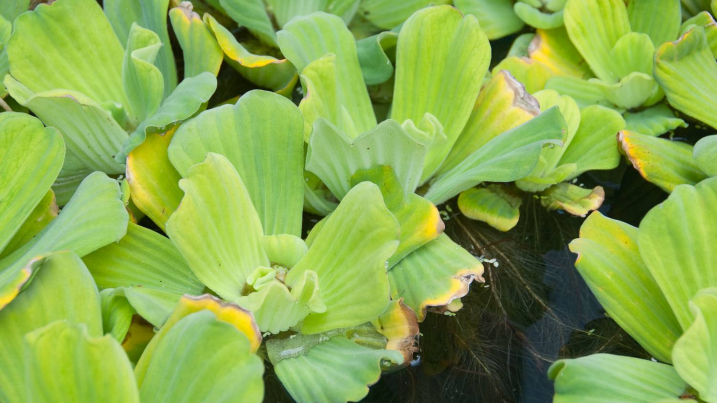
[532, 89, 581, 171]
[0, 0, 28, 21]
[549, 354, 688, 402]
[8, 0, 127, 107]
[237, 269, 325, 334]
[307, 119, 430, 200]
[0, 113, 64, 255]
[358, 0, 450, 29]
[123, 24, 164, 123]
[349, 166, 444, 268]
[628, 0, 681, 46]
[624, 104, 688, 136]
[592, 72, 660, 110]
[619, 130, 707, 193]
[458, 185, 522, 232]
[278, 12, 376, 139]
[205, 14, 297, 92]
[104, 0, 177, 98]
[166, 153, 269, 301]
[514, 3, 565, 30]
[654, 26, 717, 130]
[608, 32, 655, 79]
[439, 70, 540, 176]
[52, 150, 94, 206]
[356, 31, 398, 86]
[169, 4, 223, 78]
[454, 0, 525, 40]
[285, 182, 399, 334]
[694, 135, 717, 177]
[126, 128, 183, 231]
[391, 5, 491, 182]
[672, 288, 717, 401]
[135, 294, 262, 385]
[169, 90, 303, 236]
[0, 190, 57, 260]
[267, 0, 360, 28]
[0, 251, 103, 403]
[83, 221, 203, 299]
[639, 176, 717, 329]
[388, 233, 483, 321]
[25, 321, 139, 403]
[540, 183, 604, 216]
[220, 0, 277, 46]
[529, 27, 593, 78]
[492, 56, 554, 94]
[0, 172, 129, 288]
[138, 311, 264, 403]
[569, 210, 681, 363]
[270, 335, 402, 403]
[101, 288, 136, 341]
[558, 105, 625, 179]
[424, 106, 567, 205]
[4, 77, 128, 175]
[544, 76, 617, 109]
[564, 0, 631, 82]
[117, 72, 217, 162]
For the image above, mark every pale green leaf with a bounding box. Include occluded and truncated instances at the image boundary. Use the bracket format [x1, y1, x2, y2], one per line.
[25, 321, 139, 403]
[514, 3, 564, 30]
[0, 172, 129, 287]
[540, 183, 604, 216]
[654, 26, 717, 130]
[123, 24, 164, 123]
[104, 0, 177, 98]
[529, 27, 593, 78]
[624, 104, 688, 136]
[83, 221, 203, 296]
[569, 211, 682, 362]
[694, 135, 717, 177]
[672, 288, 717, 401]
[0, 0, 28, 21]
[278, 12, 376, 139]
[439, 71, 540, 176]
[8, 0, 127, 106]
[559, 105, 625, 179]
[532, 89, 581, 170]
[639, 176, 717, 329]
[544, 76, 617, 110]
[619, 130, 707, 193]
[270, 335, 402, 403]
[4, 76, 127, 174]
[169, 4, 223, 78]
[358, 0, 450, 29]
[388, 233, 483, 321]
[220, 0, 277, 46]
[0, 251, 103, 403]
[455, 0, 524, 40]
[549, 354, 687, 402]
[268, 0, 360, 27]
[424, 106, 567, 205]
[458, 185, 522, 232]
[126, 129, 183, 231]
[0, 113, 63, 255]
[101, 288, 136, 341]
[169, 90, 303, 235]
[592, 72, 660, 110]
[492, 56, 554, 94]
[139, 311, 264, 403]
[205, 14, 297, 92]
[391, 5, 491, 182]
[608, 32, 655, 79]
[564, 0, 631, 82]
[306, 118, 429, 200]
[166, 153, 269, 301]
[52, 150, 94, 206]
[0, 190, 57, 260]
[628, 0, 682, 46]
[117, 72, 217, 163]
[285, 182, 399, 334]
[237, 269, 325, 334]
[356, 31, 398, 86]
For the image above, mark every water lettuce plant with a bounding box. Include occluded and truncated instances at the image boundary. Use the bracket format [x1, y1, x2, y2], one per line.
[2, 0, 717, 402]
[551, 177, 717, 402]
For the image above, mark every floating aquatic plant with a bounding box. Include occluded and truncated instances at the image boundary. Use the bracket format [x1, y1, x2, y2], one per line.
[1, 0, 717, 402]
